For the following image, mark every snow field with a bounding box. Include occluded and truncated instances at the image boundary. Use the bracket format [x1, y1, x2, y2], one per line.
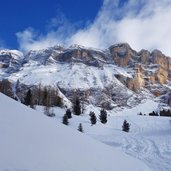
[0, 93, 152, 171]
[46, 100, 171, 171]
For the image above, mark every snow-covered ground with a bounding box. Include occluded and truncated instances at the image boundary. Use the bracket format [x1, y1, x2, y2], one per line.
[39, 99, 171, 171]
[91, 116, 171, 171]
[0, 93, 151, 171]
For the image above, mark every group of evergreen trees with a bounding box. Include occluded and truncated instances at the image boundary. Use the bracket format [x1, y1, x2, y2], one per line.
[62, 95, 82, 124]
[138, 109, 171, 117]
[62, 108, 108, 126]
[23, 85, 63, 116]
[62, 108, 84, 133]
[89, 109, 107, 125]
[159, 109, 171, 117]
[62, 96, 109, 133]
[23, 85, 63, 107]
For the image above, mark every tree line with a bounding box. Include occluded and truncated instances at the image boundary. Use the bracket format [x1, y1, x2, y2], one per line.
[138, 109, 171, 117]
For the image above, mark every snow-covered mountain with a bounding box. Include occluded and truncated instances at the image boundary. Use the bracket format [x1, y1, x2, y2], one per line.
[0, 43, 171, 110]
[0, 93, 152, 171]
[0, 43, 171, 171]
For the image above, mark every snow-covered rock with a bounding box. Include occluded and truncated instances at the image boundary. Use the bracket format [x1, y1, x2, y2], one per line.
[0, 49, 23, 75]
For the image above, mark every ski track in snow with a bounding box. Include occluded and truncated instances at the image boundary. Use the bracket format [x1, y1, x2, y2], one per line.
[84, 114, 171, 171]
[89, 132, 171, 171]
[49, 102, 171, 171]
[122, 136, 171, 171]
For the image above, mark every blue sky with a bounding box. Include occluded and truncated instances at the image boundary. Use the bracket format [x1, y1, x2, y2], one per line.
[0, 0, 102, 49]
[1, 0, 171, 56]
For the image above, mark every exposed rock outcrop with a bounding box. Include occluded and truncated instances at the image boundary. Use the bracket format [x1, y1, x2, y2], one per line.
[110, 44, 171, 92]
[109, 43, 137, 67]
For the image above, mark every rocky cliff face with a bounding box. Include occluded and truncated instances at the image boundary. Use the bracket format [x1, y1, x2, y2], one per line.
[109, 44, 171, 94]
[0, 43, 171, 109]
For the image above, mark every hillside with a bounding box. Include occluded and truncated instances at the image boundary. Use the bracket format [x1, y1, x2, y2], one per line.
[0, 93, 151, 171]
[39, 100, 171, 171]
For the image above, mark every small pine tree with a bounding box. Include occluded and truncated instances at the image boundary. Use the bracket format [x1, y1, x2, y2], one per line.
[62, 114, 69, 125]
[122, 120, 130, 132]
[66, 109, 72, 119]
[42, 87, 48, 106]
[89, 111, 97, 125]
[99, 109, 107, 124]
[78, 123, 83, 132]
[138, 112, 142, 115]
[24, 89, 32, 106]
[73, 96, 81, 115]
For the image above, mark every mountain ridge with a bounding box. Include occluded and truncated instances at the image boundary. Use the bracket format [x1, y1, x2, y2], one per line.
[0, 43, 171, 110]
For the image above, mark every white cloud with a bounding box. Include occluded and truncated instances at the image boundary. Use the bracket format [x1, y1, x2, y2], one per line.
[16, 0, 171, 56]
[16, 12, 77, 52]
[16, 28, 63, 51]
[70, 0, 171, 55]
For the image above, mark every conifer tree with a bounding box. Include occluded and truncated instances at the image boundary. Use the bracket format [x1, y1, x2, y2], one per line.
[89, 111, 97, 125]
[15, 79, 20, 95]
[62, 114, 69, 125]
[66, 109, 72, 119]
[73, 96, 81, 115]
[42, 87, 48, 106]
[122, 120, 130, 132]
[99, 109, 107, 124]
[138, 112, 142, 115]
[78, 123, 83, 132]
[24, 89, 32, 106]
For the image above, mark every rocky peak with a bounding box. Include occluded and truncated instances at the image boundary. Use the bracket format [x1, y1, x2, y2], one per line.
[150, 50, 170, 70]
[53, 46, 110, 67]
[109, 43, 137, 67]
[138, 49, 151, 65]
[0, 50, 23, 71]
[24, 46, 64, 65]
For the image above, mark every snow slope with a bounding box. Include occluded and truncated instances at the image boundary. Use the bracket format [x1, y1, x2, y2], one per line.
[42, 100, 171, 171]
[9, 62, 131, 90]
[0, 93, 151, 171]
